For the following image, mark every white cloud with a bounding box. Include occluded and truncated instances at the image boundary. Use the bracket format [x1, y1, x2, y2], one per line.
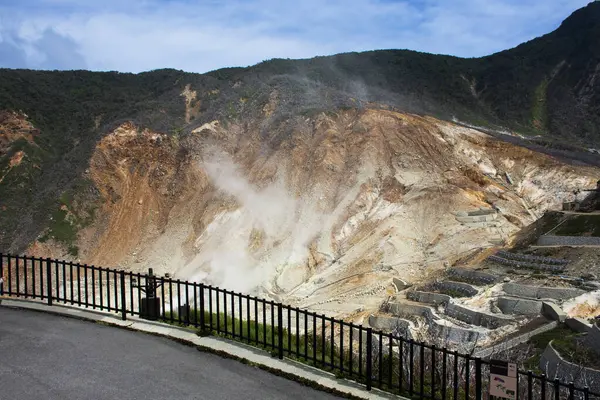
[0, 0, 593, 72]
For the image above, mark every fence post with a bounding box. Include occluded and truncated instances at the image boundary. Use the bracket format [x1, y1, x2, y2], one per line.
[540, 374, 547, 399]
[475, 357, 482, 400]
[366, 327, 373, 391]
[199, 283, 205, 329]
[528, 371, 533, 400]
[46, 258, 53, 306]
[0, 252, 4, 298]
[277, 303, 284, 359]
[568, 382, 575, 400]
[185, 282, 190, 326]
[120, 270, 126, 321]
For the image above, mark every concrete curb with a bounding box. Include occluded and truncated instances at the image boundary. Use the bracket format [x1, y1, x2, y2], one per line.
[0, 298, 403, 400]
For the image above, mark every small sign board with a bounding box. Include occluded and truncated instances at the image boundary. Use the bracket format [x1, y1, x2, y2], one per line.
[489, 359, 517, 399]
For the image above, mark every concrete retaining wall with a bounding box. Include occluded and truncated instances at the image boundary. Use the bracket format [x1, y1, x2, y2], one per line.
[583, 282, 600, 291]
[389, 302, 438, 320]
[406, 291, 450, 305]
[565, 318, 593, 333]
[585, 325, 600, 354]
[475, 321, 558, 358]
[386, 302, 491, 346]
[468, 209, 496, 217]
[503, 283, 586, 300]
[383, 305, 487, 346]
[456, 214, 497, 224]
[537, 235, 600, 247]
[448, 268, 500, 285]
[392, 278, 411, 291]
[487, 255, 566, 272]
[496, 250, 568, 266]
[435, 281, 478, 297]
[368, 315, 414, 340]
[445, 302, 514, 329]
[542, 302, 567, 322]
[431, 320, 487, 344]
[539, 343, 600, 393]
[497, 296, 543, 315]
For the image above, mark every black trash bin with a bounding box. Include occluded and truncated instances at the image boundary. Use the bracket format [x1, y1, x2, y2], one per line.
[140, 297, 161, 320]
[179, 304, 191, 322]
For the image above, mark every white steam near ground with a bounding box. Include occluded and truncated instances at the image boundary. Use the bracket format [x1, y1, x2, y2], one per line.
[564, 290, 600, 319]
[176, 148, 325, 295]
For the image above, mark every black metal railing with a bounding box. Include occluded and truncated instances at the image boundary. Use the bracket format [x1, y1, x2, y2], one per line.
[1, 253, 598, 399]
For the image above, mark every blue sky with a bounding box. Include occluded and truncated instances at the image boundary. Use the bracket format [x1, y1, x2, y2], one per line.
[0, 0, 592, 73]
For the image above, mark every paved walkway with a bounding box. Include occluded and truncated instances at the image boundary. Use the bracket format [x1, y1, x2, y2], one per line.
[1, 307, 342, 400]
[0, 299, 401, 400]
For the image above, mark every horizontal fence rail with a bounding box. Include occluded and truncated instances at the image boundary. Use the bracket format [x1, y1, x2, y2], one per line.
[1, 253, 599, 399]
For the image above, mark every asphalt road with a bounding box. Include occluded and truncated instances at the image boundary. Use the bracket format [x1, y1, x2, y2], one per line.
[0, 307, 340, 400]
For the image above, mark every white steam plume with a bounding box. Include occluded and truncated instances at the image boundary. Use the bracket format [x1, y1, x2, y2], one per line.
[176, 148, 324, 295]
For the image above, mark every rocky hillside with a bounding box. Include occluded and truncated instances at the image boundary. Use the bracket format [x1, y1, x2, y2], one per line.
[25, 108, 600, 319]
[0, 2, 599, 318]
